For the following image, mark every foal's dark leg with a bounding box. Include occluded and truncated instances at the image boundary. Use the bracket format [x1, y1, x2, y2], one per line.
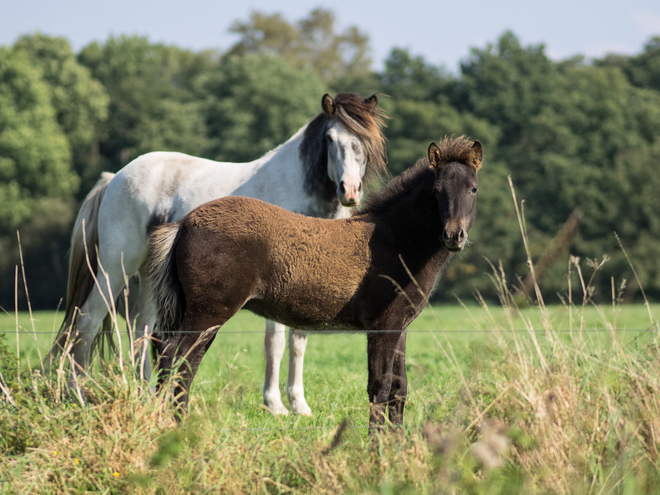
[158, 317, 221, 417]
[388, 330, 408, 425]
[156, 333, 181, 406]
[367, 330, 404, 432]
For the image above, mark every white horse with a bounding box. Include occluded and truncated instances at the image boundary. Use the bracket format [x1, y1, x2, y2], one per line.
[51, 93, 387, 415]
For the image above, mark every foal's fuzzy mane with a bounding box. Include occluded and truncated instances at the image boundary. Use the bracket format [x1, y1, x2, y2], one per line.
[360, 136, 480, 214]
[431, 135, 482, 171]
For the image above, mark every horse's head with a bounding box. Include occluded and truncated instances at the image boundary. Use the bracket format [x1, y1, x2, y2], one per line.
[321, 93, 380, 207]
[428, 139, 483, 252]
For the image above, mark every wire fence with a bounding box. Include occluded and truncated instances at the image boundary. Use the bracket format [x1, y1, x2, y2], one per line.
[2, 324, 659, 335]
[1, 326, 659, 335]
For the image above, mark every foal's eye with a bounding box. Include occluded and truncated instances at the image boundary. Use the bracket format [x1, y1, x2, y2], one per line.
[471, 187, 478, 194]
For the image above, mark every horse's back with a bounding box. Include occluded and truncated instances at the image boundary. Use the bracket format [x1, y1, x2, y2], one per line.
[110, 152, 259, 218]
[96, 153, 253, 246]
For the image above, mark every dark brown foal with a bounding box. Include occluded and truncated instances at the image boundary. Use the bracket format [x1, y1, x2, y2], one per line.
[148, 136, 483, 430]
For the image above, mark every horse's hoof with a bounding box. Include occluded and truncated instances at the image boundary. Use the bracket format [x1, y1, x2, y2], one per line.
[291, 402, 312, 416]
[264, 402, 290, 416]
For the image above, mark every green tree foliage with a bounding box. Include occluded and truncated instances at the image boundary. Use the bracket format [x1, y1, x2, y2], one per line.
[3, 14, 660, 308]
[201, 53, 325, 162]
[597, 37, 660, 93]
[0, 47, 80, 308]
[380, 48, 499, 174]
[78, 36, 213, 171]
[458, 32, 561, 149]
[12, 33, 109, 194]
[0, 47, 75, 230]
[456, 32, 660, 299]
[228, 8, 371, 85]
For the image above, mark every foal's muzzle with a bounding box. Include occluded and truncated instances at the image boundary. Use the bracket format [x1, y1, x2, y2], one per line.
[442, 227, 467, 252]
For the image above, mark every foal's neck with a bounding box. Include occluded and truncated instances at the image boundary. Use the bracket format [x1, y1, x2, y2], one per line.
[373, 167, 451, 282]
[374, 167, 441, 238]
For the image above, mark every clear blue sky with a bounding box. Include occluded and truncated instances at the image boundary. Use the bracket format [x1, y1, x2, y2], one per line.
[1, 0, 659, 71]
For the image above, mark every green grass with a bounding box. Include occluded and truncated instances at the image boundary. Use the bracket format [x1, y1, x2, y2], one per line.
[3, 303, 659, 432]
[2, 302, 660, 493]
[3, 303, 658, 419]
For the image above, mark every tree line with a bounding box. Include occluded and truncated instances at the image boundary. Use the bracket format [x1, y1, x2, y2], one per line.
[2, 8, 660, 309]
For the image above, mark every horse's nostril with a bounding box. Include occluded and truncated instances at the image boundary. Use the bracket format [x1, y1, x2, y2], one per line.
[339, 181, 346, 194]
[458, 229, 466, 242]
[358, 182, 363, 192]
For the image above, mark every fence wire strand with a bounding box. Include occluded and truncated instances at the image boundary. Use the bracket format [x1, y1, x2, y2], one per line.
[3, 325, 659, 335]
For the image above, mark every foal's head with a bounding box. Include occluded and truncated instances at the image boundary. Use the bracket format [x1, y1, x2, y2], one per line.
[320, 93, 386, 207]
[428, 137, 483, 252]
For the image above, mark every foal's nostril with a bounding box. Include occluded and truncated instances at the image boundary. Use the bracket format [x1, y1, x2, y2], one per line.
[443, 228, 466, 247]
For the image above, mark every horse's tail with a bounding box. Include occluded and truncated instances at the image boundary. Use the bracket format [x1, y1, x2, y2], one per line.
[48, 172, 116, 362]
[148, 223, 185, 339]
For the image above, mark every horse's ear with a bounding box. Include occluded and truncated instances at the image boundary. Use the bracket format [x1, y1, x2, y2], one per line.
[364, 94, 378, 109]
[428, 142, 442, 169]
[470, 141, 483, 170]
[322, 94, 336, 118]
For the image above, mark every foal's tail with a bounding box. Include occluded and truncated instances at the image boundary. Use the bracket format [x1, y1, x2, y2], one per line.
[147, 223, 185, 338]
[49, 172, 116, 362]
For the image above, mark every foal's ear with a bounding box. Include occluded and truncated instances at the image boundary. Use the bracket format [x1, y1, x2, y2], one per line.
[322, 93, 336, 118]
[364, 94, 378, 109]
[470, 140, 483, 170]
[428, 142, 442, 169]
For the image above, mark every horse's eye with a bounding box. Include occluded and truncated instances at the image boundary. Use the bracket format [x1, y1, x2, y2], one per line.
[471, 187, 478, 194]
[326, 134, 333, 142]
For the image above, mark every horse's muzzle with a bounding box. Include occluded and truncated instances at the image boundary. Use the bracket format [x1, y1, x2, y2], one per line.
[338, 180, 362, 207]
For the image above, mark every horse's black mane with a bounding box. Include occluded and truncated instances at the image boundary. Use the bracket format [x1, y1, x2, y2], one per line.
[300, 112, 335, 201]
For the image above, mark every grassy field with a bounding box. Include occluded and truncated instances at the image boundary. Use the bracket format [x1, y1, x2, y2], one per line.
[2, 298, 660, 493]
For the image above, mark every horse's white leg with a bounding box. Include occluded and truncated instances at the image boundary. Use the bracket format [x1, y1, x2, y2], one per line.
[132, 269, 157, 382]
[263, 320, 289, 415]
[70, 206, 148, 400]
[120, 275, 142, 368]
[287, 329, 312, 416]
[69, 268, 126, 401]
